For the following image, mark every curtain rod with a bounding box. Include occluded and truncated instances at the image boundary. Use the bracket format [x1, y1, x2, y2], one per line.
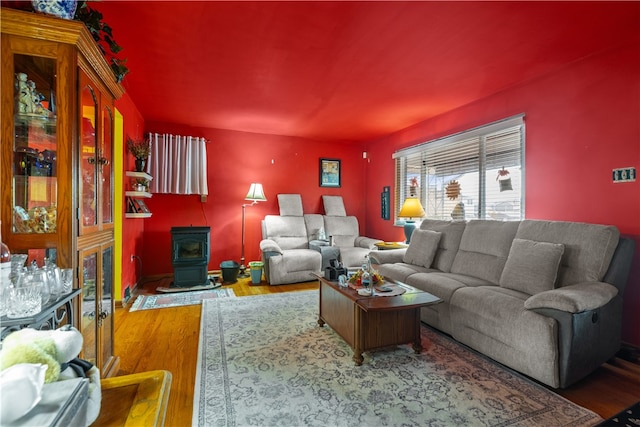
[148, 132, 210, 143]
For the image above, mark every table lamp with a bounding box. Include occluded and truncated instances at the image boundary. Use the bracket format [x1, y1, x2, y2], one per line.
[398, 197, 425, 243]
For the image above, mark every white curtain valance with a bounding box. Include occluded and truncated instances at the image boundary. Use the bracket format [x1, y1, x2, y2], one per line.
[147, 133, 208, 196]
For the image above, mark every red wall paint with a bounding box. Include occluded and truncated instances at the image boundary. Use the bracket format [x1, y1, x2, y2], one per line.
[114, 92, 145, 296]
[139, 123, 367, 276]
[118, 39, 639, 345]
[364, 41, 640, 345]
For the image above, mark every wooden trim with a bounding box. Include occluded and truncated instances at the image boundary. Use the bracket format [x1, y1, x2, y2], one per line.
[1, 7, 123, 99]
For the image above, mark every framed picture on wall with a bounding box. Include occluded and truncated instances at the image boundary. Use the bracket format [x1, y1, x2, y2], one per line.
[320, 158, 341, 188]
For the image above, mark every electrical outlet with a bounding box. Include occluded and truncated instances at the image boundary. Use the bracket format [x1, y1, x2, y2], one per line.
[131, 254, 135, 262]
[612, 167, 636, 183]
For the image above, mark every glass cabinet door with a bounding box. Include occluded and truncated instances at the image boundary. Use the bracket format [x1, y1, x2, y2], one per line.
[80, 249, 98, 366]
[101, 106, 114, 225]
[100, 244, 114, 368]
[80, 81, 98, 232]
[12, 54, 58, 234]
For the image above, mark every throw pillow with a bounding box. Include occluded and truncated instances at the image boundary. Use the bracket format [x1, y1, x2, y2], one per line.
[403, 230, 442, 268]
[500, 238, 565, 295]
[322, 195, 347, 216]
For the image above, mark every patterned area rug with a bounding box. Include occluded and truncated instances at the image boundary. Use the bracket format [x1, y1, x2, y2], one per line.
[192, 290, 602, 427]
[129, 288, 235, 312]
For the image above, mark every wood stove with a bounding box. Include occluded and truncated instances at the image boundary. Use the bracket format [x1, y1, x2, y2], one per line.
[171, 226, 210, 287]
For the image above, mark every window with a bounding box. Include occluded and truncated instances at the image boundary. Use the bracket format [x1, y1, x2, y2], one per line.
[393, 115, 524, 223]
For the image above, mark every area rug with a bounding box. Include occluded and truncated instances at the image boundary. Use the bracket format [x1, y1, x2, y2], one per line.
[192, 290, 602, 427]
[129, 288, 235, 312]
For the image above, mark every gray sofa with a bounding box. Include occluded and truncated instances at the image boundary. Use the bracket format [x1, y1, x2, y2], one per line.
[260, 195, 381, 285]
[369, 219, 635, 388]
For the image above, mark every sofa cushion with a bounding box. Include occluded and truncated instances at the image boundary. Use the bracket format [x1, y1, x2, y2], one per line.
[323, 216, 359, 247]
[376, 262, 432, 283]
[322, 195, 347, 216]
[450, 220, 520, 284]
[277, 194, 304, 216]
[450, 286, 559, 387]
[418, 220, 466, 272]
[264, 248, 322, 285]
[403, 230, 441, 268]
[262, 215, 309, 250]
[339, 247, 372, 269]
[500, 238, 565, 295]
[515, 220, 620, 286]
[304, 214, 325, 241]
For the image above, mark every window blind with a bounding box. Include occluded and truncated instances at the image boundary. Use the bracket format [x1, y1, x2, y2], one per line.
[394, 115, 524, 222]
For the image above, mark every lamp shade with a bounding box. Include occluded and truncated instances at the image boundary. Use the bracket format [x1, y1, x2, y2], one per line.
[398, 197, 425, 219]
[245, 183, 267, 202]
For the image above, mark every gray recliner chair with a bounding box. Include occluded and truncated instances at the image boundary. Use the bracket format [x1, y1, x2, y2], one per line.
[260, 194, 322, 285]
[321, 195, 382, 268]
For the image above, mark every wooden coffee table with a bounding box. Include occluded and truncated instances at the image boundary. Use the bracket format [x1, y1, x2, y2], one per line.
[313, 273, 442, 365]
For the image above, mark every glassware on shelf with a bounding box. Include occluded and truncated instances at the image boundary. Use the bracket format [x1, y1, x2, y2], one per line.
[9, 254, 28, 285]
[1, 222, 12, 316]
[43, 261, 62, 299]
[25, 261, 51, 305]
[7, 273, 42, 318]
[60, 268, 73, 294]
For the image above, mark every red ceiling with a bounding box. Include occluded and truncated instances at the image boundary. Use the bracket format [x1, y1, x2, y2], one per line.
[95, 1, 639, 142]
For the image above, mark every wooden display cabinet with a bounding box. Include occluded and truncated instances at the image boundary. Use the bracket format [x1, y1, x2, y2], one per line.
[1, 8, 123, 377]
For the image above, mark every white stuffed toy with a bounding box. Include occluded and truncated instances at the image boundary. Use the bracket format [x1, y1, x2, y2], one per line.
[0, 325, 101, 425]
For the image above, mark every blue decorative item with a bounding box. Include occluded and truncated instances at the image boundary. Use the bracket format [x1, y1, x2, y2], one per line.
[31, 0, 78, 20]
[403, 221, 416, 244]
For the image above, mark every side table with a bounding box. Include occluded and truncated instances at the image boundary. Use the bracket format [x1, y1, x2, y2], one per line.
[96, 370, 172, 427]
[374, 242, 408, 251]
[0, 289, 81, 340]
[4, 378, 89, 427]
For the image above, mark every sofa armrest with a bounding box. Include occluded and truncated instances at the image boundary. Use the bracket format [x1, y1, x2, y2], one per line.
[369, 249, 407, 265]
[524, 282, 618, 313]
[355, 236, 383, 249]
[260, 239, 283, 255]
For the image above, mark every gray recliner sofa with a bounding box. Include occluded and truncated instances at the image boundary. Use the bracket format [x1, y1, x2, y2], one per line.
[260, 194, 322, 285]
[260, 194, 382, 284]
[369, 219, 635, 388]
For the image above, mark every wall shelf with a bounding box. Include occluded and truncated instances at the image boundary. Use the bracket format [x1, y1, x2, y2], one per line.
[125, 191, 152, 198]
[125, 212, 152, 219]
[125, 171, 153, 218]
[125, 171, 153, 181]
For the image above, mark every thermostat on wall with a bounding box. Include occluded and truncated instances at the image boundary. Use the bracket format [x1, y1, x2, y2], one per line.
[612, 167, 636, 183]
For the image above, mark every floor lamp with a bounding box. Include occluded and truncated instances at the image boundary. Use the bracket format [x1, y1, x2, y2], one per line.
[398, 197, 425, 244]
[240, 183, 267, 277]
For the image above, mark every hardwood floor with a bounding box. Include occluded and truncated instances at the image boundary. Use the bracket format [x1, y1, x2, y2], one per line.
[109, 275, 639, 426]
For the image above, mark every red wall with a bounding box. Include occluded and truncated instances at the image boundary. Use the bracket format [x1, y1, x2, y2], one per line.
[139, 123, 367, 277]
[120, 37, 639, 346]
[114, 92, 145, 295]
[364, 40, 640, 346]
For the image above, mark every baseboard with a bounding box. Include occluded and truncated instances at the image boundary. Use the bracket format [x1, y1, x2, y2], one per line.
[617, 342, 640, 364]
